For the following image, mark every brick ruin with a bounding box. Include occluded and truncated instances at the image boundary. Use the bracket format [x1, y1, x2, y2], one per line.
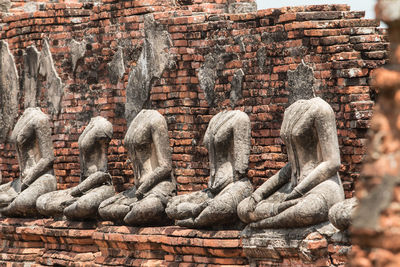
[0, 0, 390, 266]
[350, 0, 400, 266]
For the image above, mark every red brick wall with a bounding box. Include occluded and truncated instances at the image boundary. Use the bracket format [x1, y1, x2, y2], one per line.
[0, 1, 388, 197]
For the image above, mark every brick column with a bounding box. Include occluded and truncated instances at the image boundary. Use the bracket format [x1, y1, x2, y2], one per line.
[351, 1, 400, 266]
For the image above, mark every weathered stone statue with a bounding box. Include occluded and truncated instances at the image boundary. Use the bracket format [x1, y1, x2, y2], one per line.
[36, 116, 115, 220]
[166, 110, 253, 228]
[0, 108, 57, 217]
[98, 110, 175, 225]
[328, 197, 358, 231]
[238, 97, 344, 228]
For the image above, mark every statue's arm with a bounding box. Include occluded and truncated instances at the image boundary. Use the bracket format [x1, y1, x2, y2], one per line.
[70, 171, 111, 196]
[208, 112, 251, 193]
[135, 117, 172, 198]
[286, 104, 341, 200]
[251, 163, 291, 202]
[16, 122, 34, 146]
[203, 120, 213, 189]
[22, 119, 55, 189]
[233, 112, 251, 177]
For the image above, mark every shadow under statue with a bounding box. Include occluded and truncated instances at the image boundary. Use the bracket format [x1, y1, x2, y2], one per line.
[98, 110, 176, 225]
[0, 107, 57, 217]
[166, 110, 253, 228]
[36, 116, 115, 220]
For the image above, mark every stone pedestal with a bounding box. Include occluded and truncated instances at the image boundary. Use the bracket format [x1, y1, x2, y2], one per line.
[242, 222, 350, 267]
[0, 218, 47, 266]
[93, 225, 247, 266]
[36, 220, 107, 266]
[0, 218, 353, 266]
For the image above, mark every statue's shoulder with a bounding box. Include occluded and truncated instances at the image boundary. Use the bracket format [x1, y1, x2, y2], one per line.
[312, 97, 334, 114]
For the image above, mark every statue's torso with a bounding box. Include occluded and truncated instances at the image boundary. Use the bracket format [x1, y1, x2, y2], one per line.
[206, 111, 241, 190]
[78, 117, 112, 180]
[126, 110, 165, 187]
[280, 98, 339, 187]
[12, 110, 49, 183]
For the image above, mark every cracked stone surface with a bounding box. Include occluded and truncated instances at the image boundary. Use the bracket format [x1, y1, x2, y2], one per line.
[287, 61, 316, 105]
[230, 68, 244, 107]
[23, 45, 40, 108]
[39, 39, 64, 115]
[0, 0, 10, 12]
[329, 197, 358, 231]
[256, 47, 267, 73]
[242, 222, 338, 263]
[108, 46, 125, 84]
[227, 1, 257, 13]
[198, 53, 218, 107]
[69, 39, 86, 73]
[198, 47, 238, 107]
[0, 40, 19, 143]
[125, 15, 175, 125]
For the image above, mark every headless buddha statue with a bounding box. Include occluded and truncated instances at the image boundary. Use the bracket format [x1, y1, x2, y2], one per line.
[166, 110, 253, 228]
[237, 97, 344, 228]
[0, 108, 57, 217]
[98, 110, 176, 225]
[36, 116, 115, 220]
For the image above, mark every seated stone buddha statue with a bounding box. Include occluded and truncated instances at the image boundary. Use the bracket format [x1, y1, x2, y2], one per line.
[36, 116, 115, 220]
[98, 109, 176, 225]
[165, 110, 253, 228]
[237, 64, 344, 228]
[238, 100, 344, 228]
[0, 108, 57, 217]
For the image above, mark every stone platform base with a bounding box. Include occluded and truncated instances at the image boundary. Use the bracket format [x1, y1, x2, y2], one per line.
[242, 222, 351, 267]
[0, 218, 351, 266]
[93, 226, 246, 266]
[0, 218, 48, 267]
[35, 220, 106, 266]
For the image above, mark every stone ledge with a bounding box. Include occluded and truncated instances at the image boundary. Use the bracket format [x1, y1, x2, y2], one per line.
[36, 220, 106, 266]
[0, 218, 351, 266]
[242, 222, 351, 267]
[93, 225, 246, 266]
[0, 218, 48, 266]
